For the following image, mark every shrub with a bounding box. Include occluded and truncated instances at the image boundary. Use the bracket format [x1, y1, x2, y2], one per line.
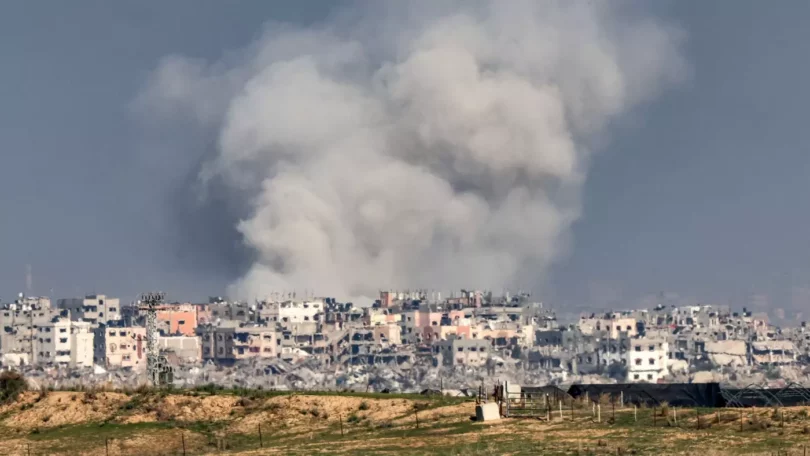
[121, 398, 141, 411]
[0, 370, 27, 404]
[309, 408, 320, 418]
[195, 383, 219, 395]
[156, 408, 174, 421]
[358, 401, 370, 411]
[660, 402, 670, 417]
[83, 389, 98, 403]
[347, 413, 360, 424]
[135, 384, 152, 395]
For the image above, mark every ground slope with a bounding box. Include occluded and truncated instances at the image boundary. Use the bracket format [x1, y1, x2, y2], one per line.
[0, 390, 808, 455]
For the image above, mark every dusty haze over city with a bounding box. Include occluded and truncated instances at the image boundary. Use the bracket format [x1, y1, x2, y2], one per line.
[1, 1, 810, 320]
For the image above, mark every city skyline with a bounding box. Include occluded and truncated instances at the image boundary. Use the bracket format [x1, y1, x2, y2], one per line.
[2, 1, 810, 311]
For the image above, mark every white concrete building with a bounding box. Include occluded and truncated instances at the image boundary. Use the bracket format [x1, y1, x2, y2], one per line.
[627, 337, 669, 383]
[33, 318, 94, 368]
[263, 300, 324, 326]
[70, 321, 94, 367]
[37, 318, 71, 365]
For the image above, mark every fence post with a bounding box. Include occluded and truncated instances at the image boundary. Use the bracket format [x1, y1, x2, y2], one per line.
[106, 438, 109, 456]
[27, 443, 31, 456]
[559, 400, 563, 420]
[340, 414, 344, 436]
[620, 391, 624, 409]
[673, 408, 677, 426]
[696, 409, 701, 430]
[740, 408, 743, 432]
[182, 433, 186, 456]
[258, 424, 263, 448]
[634, 405, 637, 422]
[612, 400, 615, 422]
[415, 409, 420, 429]
[598, 404, 601, 423]
[571, 399, 574, 420]
[504, 381, 509, 417]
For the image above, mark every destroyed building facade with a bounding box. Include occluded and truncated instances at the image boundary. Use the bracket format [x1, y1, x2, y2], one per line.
[2, 289, 810, 391]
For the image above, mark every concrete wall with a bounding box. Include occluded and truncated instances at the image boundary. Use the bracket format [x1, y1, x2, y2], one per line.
[158, 335, 201, 361]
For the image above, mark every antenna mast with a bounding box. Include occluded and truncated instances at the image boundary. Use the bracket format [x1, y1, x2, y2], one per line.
[138, 292, 173, 387]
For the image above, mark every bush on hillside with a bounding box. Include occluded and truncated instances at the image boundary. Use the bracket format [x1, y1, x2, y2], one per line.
[0, 370, 27, 404]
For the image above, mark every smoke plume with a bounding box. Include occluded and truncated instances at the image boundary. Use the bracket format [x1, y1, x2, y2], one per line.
[138, 1, 686, 301]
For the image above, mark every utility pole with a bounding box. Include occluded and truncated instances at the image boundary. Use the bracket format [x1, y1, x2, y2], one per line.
[27, 293, 34, 365]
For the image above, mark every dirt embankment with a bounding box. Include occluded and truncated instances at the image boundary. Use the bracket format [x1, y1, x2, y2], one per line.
[0, 391, 453, 433]
[3, 391, 129, 429]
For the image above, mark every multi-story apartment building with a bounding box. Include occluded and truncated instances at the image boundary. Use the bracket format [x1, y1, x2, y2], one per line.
[627, 337, 669, 383]
[57, 294, 121, 325]
[437, 337, 491, 367]
[154, 303, 198, 336]
[93, 324, 146, 369]
[0, 301, 66, 365]
[199, 323, 277, 363]
[37, 318, 94, 367]
[578, 313, 640, 339]
[261, 300, 324, 327]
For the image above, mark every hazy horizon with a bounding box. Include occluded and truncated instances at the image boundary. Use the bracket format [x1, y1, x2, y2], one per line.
[2, 1, 810, 322]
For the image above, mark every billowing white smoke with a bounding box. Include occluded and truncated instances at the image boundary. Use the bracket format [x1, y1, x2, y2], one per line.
[140, 1, 686, 301]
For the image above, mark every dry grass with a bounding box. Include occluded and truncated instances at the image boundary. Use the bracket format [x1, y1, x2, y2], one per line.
[2, 391, 810, 455]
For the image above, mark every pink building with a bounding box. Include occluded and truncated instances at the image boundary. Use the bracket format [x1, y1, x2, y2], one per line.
[155, 303, 198, 336]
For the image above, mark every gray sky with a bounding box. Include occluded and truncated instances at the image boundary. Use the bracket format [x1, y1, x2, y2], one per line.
[1, 1, 809, 314]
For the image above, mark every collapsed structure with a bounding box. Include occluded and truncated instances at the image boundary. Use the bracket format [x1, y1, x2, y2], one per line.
[1, 290, 809, 391]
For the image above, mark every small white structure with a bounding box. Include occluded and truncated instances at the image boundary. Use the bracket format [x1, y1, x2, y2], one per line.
[476, 403, 500, 422]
